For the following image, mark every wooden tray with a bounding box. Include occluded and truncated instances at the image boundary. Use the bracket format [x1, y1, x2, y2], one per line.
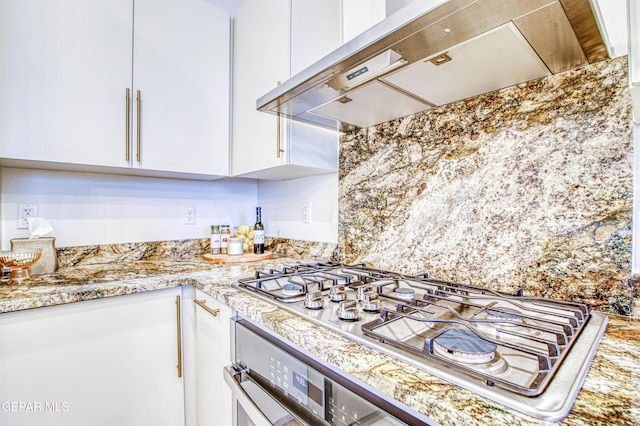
[202, 251, 272, 264]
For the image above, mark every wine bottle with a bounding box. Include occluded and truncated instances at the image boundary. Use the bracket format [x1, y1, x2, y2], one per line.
[253, 207, 265, 254]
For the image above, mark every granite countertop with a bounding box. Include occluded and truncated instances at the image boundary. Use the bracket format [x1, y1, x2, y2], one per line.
[0, 258, 638, 426]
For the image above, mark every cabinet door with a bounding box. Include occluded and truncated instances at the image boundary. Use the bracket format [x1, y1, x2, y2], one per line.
[132, 0, 230, 176]
[285, 0, 341, 175]
[231, 0, 340, 179]
[0, 0, 133, 168]
[0, 288, 185, 426]
[341, 0, 386, 43]
[290, 0, 342, 75]
[231, 0, 290, 177]
[193, 290, 232, 426]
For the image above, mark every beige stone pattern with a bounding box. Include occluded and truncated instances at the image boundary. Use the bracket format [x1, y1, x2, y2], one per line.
[338, 57, 633, 315]
[0, 257, 637, 425]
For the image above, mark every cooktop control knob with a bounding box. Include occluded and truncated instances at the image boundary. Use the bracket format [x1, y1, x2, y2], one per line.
[304, 290, 324, 310]
[361, 292, 381, 313]
[329, 284, 347, 302]
[356, 285, 373, 301]
[337, 300, 360, 321]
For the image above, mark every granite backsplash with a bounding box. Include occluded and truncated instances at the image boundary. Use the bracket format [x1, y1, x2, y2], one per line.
[39, 57, 636, 317]
[337, 56, 634, 316]
[54, 237, 337, 269]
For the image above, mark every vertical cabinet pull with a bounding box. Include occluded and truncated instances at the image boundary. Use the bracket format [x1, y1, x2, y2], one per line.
[175, 295, 182, 378]
[136, 90, 141, 162]
[125, 88, 131, 161]
[276, 81, 284, 159]
[277, 112, 283, 158]
[194, 299, 220, 317]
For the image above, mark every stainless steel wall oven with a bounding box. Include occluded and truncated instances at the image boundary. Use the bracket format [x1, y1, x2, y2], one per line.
[224, 317, 434, 426]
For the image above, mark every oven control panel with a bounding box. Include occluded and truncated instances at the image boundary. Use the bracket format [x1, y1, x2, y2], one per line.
[266, 352, 325, 416]
[234, 320, 407, 425]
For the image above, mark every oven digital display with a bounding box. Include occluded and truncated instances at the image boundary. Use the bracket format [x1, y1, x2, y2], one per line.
[293, 370, 308, 394]
[293, 370, 323, 406]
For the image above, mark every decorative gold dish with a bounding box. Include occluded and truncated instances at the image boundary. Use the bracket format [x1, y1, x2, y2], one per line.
[0, 248, 42, 284]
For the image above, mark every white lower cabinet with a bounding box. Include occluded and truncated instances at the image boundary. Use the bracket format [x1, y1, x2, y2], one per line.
[0, 286, 234, 426]
[191, 289, 232, 426]
[0, 287, 186, 426]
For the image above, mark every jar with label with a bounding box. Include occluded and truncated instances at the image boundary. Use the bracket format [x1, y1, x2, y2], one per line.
[220, 225, 230, 254]
[210, 225, 221, 254]
[227, 237, 243, 256]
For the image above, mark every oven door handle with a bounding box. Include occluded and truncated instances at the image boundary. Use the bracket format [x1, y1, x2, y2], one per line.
[223, 364, 307, 426]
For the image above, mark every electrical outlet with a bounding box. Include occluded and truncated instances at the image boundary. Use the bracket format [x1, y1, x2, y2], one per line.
[302, 202, 311, 224]
[18, 204, 39, 229]
[185, 206, 196, 225]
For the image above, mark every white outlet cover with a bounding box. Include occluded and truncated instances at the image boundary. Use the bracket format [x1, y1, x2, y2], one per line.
[18, 204, 39, 229]
[185, 206, 196, 225]
[302, 202, 312, 224]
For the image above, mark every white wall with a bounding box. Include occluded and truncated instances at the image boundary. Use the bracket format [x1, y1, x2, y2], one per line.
[0, 167, 340, 249]
[0, 168, 258, 249]
[258, 173, 338, 244]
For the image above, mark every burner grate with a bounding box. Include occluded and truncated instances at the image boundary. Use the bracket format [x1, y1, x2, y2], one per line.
[360, 297, 586, 396]
[232, 261, 608, 418]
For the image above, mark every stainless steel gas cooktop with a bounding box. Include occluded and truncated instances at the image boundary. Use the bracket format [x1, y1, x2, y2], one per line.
[232, 261, 608, 421]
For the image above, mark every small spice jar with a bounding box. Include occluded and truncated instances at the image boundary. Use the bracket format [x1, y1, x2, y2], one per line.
[220, 225, 231, 254]
[210, 225, 221, 254]
[227, 237, 243, 256]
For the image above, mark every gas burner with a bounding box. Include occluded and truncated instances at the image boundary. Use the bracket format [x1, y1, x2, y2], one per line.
[337, 300, 360, 321]
[329, 284, 347, 302]
[282, 283, 304, 296]
[486, 308, 524, 324]
[433, 328, 497, 364]
[304, 290, 324, 310]
[361, 292, 381, 313]
[394, 287, 415, 300]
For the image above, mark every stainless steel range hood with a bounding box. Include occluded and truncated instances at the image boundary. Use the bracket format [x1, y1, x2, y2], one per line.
[257, 0, 608, 132]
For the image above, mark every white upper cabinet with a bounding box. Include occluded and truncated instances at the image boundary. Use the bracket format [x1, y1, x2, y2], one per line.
[0, 0, 133, 169]
[132, 0, 230, 176]
[0, 0, 230, 179]
[341, 0, 386, 43]
[231, 0, 341, 180]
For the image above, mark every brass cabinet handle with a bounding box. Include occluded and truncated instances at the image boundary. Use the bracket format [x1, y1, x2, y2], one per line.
[125, 88, 131, 161]
[194, 299, 220, 317]
[277, 112, 283, 158]
[136, 90, 141, 162]
[175, 295, 183, 378]
[276, 81, 284, 159]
